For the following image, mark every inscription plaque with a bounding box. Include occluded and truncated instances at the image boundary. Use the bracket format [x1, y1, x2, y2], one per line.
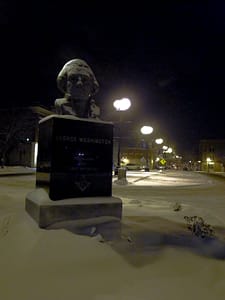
[36, 115, 113, 200]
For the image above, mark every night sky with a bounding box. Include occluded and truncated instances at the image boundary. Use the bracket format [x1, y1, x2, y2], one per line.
[1, 1, 225, 156]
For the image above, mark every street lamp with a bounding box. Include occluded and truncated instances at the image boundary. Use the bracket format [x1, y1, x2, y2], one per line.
[167, 147, 173, 153]
[140, 126, 153, 135]
[154, 138, 164, 169]
[206, 157, 211, 173]
[113, 98, 131, 173]
[140, 125, 154, 171]
[113, 98, 131, 112]
[155, 138, 163, 145]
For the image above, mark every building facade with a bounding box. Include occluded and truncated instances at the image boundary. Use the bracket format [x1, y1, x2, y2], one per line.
[199, 139, 225, 172]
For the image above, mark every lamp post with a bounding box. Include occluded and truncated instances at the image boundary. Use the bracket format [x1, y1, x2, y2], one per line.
[162, 146, 173, 169]
[140, 125, 154, 171]
[113, 98, 131, 174]
[206, 157, 211, 173]
[154, 138, 164, 169]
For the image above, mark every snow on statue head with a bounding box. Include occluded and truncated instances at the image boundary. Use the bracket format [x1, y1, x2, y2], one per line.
[55, 59, 100, 119]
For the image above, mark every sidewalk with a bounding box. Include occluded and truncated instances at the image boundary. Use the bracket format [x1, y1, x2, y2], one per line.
[197, 171, 225, 179]
[0, 166, 36, 176]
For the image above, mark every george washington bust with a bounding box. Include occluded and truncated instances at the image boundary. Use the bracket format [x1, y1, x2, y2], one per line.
[55, 59, 100, 119]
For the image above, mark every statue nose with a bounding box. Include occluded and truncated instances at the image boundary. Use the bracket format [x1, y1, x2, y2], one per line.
[76, 76, 83, 86]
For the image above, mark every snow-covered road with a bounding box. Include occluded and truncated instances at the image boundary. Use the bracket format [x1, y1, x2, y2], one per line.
[114, 170, 225, 226]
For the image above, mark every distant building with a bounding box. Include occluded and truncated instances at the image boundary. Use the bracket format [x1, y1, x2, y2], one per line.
[120, 147, 146, 167]
[199, 139, 225, 172]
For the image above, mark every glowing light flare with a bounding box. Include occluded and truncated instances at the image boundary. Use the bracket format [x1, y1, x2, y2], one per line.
[140, 126, 154, 135]
[163, 147, 173, 153]
[121, 157, 129, 165]
[206, 157, 214, 164]
[113, 98, 131, 111]
[155, 138, 163, 145]
[167, 147, 173, 153]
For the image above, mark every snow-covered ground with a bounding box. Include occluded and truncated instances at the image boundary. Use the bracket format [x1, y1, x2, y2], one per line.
[1, 170, 225, 299]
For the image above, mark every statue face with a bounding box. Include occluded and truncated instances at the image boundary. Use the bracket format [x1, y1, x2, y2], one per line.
[66, 73, 93, 100]
[57, 59, 99, 100]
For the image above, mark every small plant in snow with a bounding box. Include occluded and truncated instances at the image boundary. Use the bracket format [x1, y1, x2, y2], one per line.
[184, 216, 215, 238]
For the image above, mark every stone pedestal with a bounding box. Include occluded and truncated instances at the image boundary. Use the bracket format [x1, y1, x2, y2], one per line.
[36, 115, 113, 200]
[26, 115, 122, 227]
[26, 188, 122, 228]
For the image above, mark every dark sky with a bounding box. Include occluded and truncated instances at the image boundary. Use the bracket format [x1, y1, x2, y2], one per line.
[1, 0, 225, 155]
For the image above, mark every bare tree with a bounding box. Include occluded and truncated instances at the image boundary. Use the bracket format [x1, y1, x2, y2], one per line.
[0, 108, 36, 164]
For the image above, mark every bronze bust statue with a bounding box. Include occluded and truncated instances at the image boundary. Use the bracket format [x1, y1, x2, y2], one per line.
[55, 59, 100, 119]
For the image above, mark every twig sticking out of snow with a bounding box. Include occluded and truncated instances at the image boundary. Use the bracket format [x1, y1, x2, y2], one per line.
[121, 235, 133, 243]
[173, 202, 182, 211]
[93, 233, 105, 243]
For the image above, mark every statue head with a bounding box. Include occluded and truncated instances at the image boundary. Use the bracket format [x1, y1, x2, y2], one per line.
[55, 59, 100, 118]
[57, 59, 99, 101]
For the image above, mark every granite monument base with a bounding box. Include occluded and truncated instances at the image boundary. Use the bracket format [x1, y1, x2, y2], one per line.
[25, 188, 122, 228]
[36, 115, 113, 200]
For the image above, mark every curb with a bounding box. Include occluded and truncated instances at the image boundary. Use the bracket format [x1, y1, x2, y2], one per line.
[0, 171, 35, 177]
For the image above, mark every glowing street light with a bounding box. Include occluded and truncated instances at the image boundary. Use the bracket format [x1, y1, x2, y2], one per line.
[140, 126, 153, 135]
[155, 138, 163, 145]
[167, 147, 173, 153]
[113, 98, 131, 111]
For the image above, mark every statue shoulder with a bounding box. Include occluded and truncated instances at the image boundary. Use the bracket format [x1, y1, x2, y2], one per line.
[55, 98, 69, 106]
